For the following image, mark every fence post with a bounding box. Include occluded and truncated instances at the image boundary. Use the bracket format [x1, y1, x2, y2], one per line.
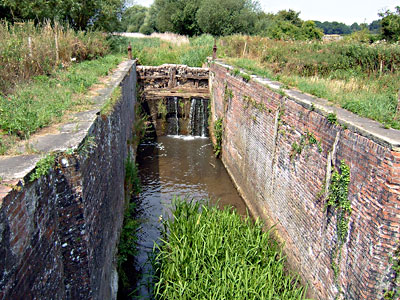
[128, 43, 132, 60]
[212, 38, 217, 60]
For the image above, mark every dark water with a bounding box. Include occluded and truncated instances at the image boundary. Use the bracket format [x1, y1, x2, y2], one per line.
[126, 135, 247, 299]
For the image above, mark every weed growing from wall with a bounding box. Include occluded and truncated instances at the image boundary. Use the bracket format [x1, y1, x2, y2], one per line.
[118, 155, 141, 288]
[290, 130, 322, 160]
[29, 153, 56, 182]
[77, 135, 97, 158]
[383, 247, 400, 299]
[243, 95, 267, 112]
[224, 83, 233, 103]
[157, 100, 168, 120]
[213, 117, 223, 158]
[327, 112, 338, 125]
[101, 87, 121, 116]
[325, 160, 351, 294]
[125, 154, 141, 198]
[131, 103, 148, 148]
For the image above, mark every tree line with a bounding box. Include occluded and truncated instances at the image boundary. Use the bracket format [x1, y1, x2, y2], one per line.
[0, 0, 399, 42]
[123, 1, 399, 41]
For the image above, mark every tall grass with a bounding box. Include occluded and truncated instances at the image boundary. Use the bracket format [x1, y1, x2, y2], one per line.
[0, 21, 110, 95]
[219, 35, 400, 129]
[153, 198, 307, 300]
[109, 34, 213, 67]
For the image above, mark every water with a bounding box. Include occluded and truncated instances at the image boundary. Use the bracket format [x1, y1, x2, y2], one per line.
[188, 98, 209, 137]
[126, 135, 247, 299]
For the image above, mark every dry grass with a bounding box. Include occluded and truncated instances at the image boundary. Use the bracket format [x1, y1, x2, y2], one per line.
[115, 32, 189, 45]
[0, 21, 109, 95]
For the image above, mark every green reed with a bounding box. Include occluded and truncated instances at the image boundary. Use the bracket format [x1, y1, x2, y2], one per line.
[152, 197, 307, 300]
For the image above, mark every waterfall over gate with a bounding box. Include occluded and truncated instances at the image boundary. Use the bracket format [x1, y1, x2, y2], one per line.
[166, 97, 209, 137]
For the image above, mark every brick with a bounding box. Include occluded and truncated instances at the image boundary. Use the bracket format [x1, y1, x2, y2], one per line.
[210, 61, 400, 300]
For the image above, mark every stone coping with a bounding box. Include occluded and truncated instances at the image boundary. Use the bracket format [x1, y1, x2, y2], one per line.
[0, 60, 135, 183]
[214, 60, 400, 150]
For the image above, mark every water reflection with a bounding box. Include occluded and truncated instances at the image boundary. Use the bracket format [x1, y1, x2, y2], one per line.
[122, 136, 247, 299]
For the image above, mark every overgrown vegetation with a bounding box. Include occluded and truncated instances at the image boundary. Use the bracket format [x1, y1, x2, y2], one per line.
[0, 21, 110, 95]
[213, 117, 223, 157]
[384, 246, 400, 299]
[220, 35, 400, 129]
[29, 153, 56, 182]
[109, 34, 213, 67]
[100, 87, 122, 116]
[325, 160, 351, 295]
[118, 155, 141, 288]
[153, 198, 307, 299]
[0, 21, 125, 155]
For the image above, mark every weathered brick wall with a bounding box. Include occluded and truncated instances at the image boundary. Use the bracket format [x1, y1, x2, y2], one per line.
[0, 61, 136, 299]
[209, 61, 400, 300]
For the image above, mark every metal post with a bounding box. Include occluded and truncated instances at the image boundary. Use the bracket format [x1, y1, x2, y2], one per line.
[128, 42, 132, 60]
[212, 38, 217, 60]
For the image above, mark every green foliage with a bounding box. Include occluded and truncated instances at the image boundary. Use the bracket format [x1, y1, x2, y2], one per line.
[153, 198, 307, 299]
[325, 160, 351, 292]
[379, 6, 400, 42]
[29, 153, 56, 182]
[243, 95, 266, 111]
[240, 72, 251, 82]
[384, 247, 400, 299]
[118, 201, 140, 287]
[196, 0, 259, 36]
[77, 135, 97, 158]
[0, 54, 123, 140]
[125, 155, 141, 197]
[224, 84, 233, 103]
[0, 21, 110, 96]
[121, 5, 148, 32]
[101, 87, 121, 116]
[213, 117, 223, 157]
[327, 160, 351, 244]
[1, 0, 126, 31]
[289, 130, 321, 160]
[109, 36, 211, 67]
[157, 100, 167, 119]
[327, 113, 338, 125]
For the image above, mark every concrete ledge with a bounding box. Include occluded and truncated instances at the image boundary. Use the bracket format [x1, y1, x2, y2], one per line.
[214, 60, 400, 150]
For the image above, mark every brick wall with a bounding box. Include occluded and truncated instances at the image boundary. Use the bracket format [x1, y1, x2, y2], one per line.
[0, 61, 136, 299]
[209, 61, 400, 300]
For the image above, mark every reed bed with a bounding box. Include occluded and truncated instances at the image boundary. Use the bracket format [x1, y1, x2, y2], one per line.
[153, 198, 307, 300]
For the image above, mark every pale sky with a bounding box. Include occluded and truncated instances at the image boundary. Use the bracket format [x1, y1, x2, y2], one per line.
[135, 0, 399, 25]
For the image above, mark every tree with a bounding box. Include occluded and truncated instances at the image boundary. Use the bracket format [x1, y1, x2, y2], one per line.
[149, 0, 201, 36]
[379, 6, 400, 41]
[121, 5, 148, 32]
[196, 0, 260, 36]
[0, 0, 127, 31]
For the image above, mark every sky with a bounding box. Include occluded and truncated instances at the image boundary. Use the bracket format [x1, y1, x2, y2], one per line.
[136, 0, 399, 25]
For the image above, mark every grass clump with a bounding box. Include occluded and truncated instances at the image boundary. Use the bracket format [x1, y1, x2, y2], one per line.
[153, 198, 307, 300]
[29, 153, 56, 182]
